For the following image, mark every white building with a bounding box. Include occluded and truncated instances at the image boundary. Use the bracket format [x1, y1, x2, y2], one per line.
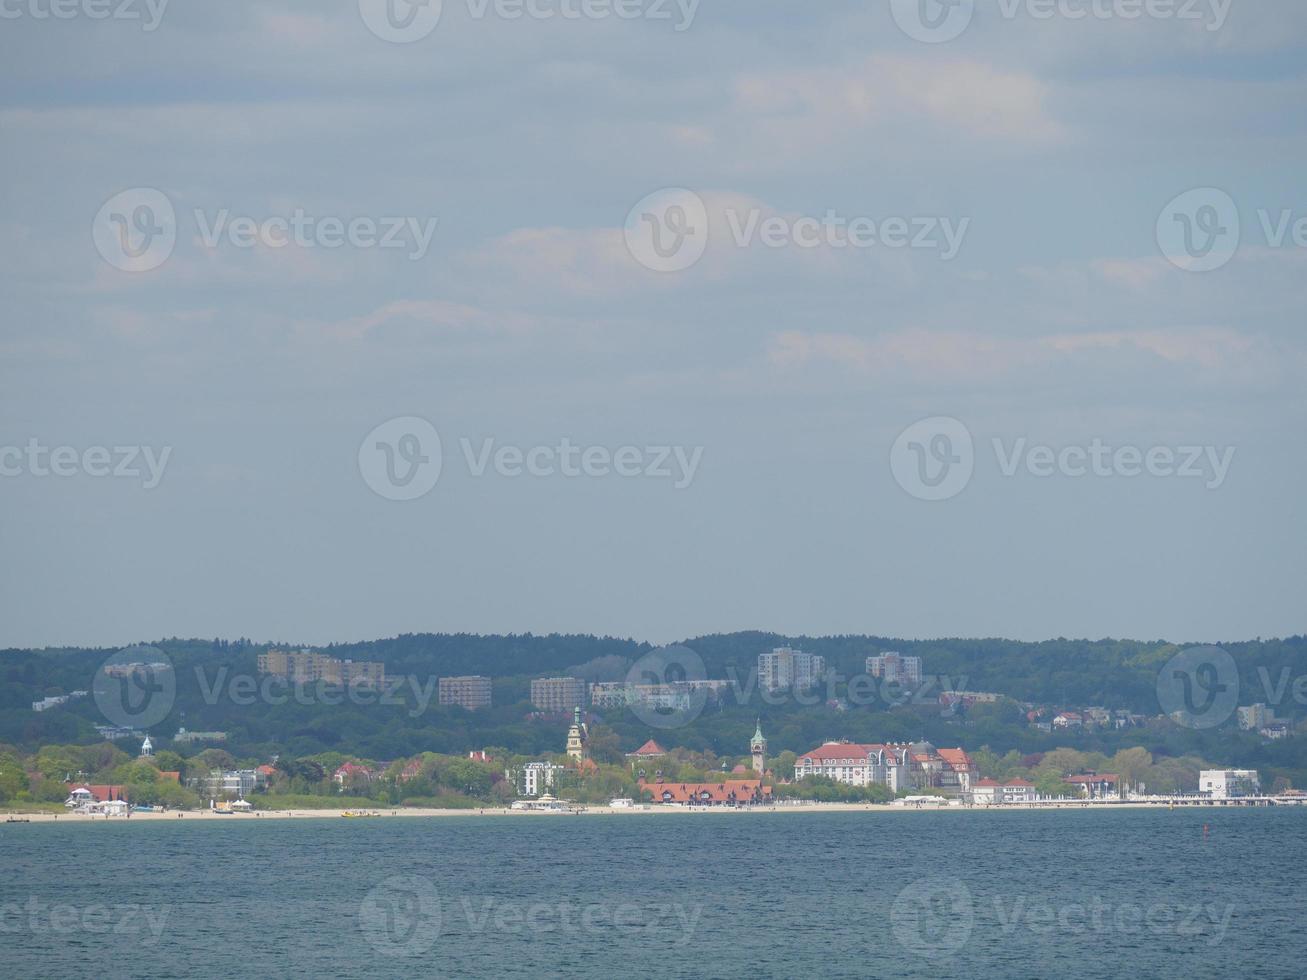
[531, 677, 588, 713]
[758, 647, 826, 693]
[590, 680, 731, 710]
[510, 761, 564, 797]
[866, 652, 922, 687]
[970, 778, 1036, 805]
[1199, 770, 1261, 798]
[199, 769, 260, 799]
[792, 742, 909, 792]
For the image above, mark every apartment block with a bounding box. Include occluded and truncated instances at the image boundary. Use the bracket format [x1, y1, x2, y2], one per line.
[257, 649, 385, 688]
[866, 652, 923, 687]
[758, 647, 826, 693]
[439, 675, 493, 711]
[531, 677, 588, 714]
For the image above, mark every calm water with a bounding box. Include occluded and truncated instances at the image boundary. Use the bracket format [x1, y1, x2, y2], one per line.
[2, 808, 1304, 978]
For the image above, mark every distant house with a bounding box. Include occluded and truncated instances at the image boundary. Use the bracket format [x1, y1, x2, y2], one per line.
[625, 739, 668, 760]
[1064, 773, 1121, 799]
[64, 784, 129, 806]
[399, 759, 424, 782]
[333, 763, 375, 787]
[1053, 712, 1083, 730]
[971, 778, 1036, 805]
[638, 779, 772, 807]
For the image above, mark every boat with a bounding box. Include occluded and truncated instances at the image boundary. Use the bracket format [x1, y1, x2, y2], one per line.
[5, 816, 30, 823]
[341, 809, 380, 818]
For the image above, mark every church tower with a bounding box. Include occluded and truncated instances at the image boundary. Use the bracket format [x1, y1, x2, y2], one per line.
[139, 734, 153, 758]
[566, 705, 589, 761]
[750, 719, 766, 774]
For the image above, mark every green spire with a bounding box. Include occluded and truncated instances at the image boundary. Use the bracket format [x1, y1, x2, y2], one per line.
[752, 718, 764, 742]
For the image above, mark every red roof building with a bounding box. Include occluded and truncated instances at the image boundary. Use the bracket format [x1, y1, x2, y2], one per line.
[638, 779, 772, 807]
[626, 739, 668, 758]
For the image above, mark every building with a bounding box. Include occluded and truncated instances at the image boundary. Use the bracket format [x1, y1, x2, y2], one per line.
[196, 769, 261, 799]
[590, 680, 731, 710]
[531, 677, 588, 714]
[1064, 773, 1122, 800]
[257, 649, 385, 688]
[625, 739, 668, 760]
[333, 763, 376, 788]
[139, 735, 152, 758]
[438, 675, 492, 711]
[899, 744, 975, 796]
[509, 761, 564, 796]
[172, 728, 228, 745]
[1053, 711, 1083, 730]
[792, 742, 910, 792]
[751, 720, 767, 773]
[566, 706, 589, 761]
[758, 647, 826, 693]
[1199, 770, 1261, 798]
[867, 652, 923, 687]
[971, 778, 1036, 805]
[32, 691, 87, 712]
[1237, 704, 1276, 731]
[638, 779, 772, 807]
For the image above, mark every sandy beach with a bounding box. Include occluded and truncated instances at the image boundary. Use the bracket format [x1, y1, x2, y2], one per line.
[4, 799, 1272, 824]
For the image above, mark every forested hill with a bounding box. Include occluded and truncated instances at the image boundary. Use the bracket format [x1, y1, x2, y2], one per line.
[4, 630, 1305, 718]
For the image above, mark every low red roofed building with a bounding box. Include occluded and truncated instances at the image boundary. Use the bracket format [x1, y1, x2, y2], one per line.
[65, 784, 129, 803]
[1053, 711, 1084, 730]
[399, 759, 424, 782]
[333, 763, 375, 787]
[626, 739, 668, 759]
[639, 779, 772, 807]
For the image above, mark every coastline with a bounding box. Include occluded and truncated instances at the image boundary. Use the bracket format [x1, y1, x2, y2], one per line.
[6, 800, 1300, 824]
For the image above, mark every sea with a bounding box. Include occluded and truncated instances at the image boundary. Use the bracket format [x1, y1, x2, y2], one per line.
[2, 808, 1304, 978]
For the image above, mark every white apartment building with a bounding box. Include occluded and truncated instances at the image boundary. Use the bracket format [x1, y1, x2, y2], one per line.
[1237, 704, 1276, 731]
[758, 647, 826, 693]
[590, 680, 732, 710]
[866, 652, 922, 687]
[514, 761, 563, 796]
[792, 742, 909, 792]
[1199, 770, 1261, 798]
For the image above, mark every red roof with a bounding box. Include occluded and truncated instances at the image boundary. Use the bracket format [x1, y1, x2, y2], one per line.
[638, 779, 772, 805]
[937, 748, 973, 771]
[628, 739, 667, 757]
[796, 743, 872, 763]
[67, 784, 128, 802]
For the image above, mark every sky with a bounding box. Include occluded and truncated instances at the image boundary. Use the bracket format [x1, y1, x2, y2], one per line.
[1, 0, 1305, 650]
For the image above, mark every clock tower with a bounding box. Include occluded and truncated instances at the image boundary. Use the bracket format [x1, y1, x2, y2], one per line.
[750, 719, 766, 774]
